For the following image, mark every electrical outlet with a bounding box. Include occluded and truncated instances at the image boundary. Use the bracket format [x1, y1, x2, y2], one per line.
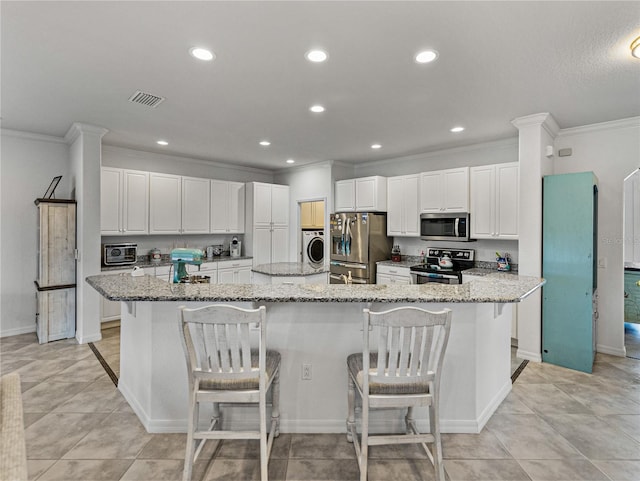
[302, 364, 312, 380]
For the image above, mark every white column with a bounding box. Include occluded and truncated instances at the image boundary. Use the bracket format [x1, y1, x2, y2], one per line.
[511, 113, 558, 362]
[65, 123, 108, 343]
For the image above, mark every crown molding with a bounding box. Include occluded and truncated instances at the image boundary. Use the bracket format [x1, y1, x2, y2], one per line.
[511, 112, 560, 137]
[0, 128, 67, 144]
[557, 116, 640, 138]
[102, 144, 273, 176]
[352, 137, 518, 170]
[64, 123, 109, 144]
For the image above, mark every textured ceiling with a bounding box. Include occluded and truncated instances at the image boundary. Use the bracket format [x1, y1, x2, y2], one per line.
[1, 1, 639, 170]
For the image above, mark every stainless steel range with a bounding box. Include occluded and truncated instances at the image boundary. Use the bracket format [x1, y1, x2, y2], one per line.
[410, 248, 475, 284]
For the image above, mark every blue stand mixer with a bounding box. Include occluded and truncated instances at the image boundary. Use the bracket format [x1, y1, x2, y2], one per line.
[170, 248, 204, 283]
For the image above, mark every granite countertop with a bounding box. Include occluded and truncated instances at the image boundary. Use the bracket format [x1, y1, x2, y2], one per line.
[101, 255, 253, 272]
[377, 258, 422, 269]
[86, 273, 544, 304]
[464, 267, 518, 277]
[252, 262, 329, 276]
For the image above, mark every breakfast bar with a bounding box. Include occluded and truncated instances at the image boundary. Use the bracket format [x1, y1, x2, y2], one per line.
[86, 273, 544, 435]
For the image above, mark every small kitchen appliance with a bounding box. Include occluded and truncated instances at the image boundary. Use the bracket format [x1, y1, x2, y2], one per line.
[391, 245, 401, 262]
[170, 248, 204, 283]
[103, 243, 138, 266]
[230, 236, 241, 257]
[420, 212, 472, 242]
[410, 248, 475, 284]
[206, 245, 224, 258]
[149, 248, 162, 263]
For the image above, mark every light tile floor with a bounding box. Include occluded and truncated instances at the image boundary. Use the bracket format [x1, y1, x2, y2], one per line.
[2, 329, 640, 481]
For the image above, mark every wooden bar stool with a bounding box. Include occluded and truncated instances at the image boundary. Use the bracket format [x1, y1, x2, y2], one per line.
[178, 304, 280, 481]
[346, 306, 452, 481]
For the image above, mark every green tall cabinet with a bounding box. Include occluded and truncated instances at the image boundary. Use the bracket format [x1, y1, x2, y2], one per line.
[542, 172, 598, 373]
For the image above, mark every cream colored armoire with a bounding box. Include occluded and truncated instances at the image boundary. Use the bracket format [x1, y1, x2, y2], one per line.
[35, 199, 76, 343]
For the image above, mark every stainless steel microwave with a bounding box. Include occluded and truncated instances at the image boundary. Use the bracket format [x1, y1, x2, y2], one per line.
[420, 213, 471, 242]
[103, 243, 137, 266]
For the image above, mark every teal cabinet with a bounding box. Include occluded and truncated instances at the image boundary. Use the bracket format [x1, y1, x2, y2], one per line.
[542, 172, 598, 373]
[624, 270, 640, 324]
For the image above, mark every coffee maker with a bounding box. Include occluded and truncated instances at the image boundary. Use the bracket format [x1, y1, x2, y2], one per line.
[230, 236, 241, 258]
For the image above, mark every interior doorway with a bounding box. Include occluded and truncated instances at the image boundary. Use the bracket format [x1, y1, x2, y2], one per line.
[622, 169, 640, 359]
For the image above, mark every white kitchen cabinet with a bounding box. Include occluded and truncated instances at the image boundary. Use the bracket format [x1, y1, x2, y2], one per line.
[100, 269, 132, 323]
[149, 173, 210, 234]
[470, 162, 519, 239]
[210, 180, 245, 234]
[101, 167, 149, 235]
[149, 173, 182, 234]
[387, 174, 420, 237]
[245, 182, 290, 266]
[376, 264, 412, 285]
[181, 176, 210, 234]
[335, 176, 387, 212]
[420, 167, 469, 213]
[217, 259, 252, 284]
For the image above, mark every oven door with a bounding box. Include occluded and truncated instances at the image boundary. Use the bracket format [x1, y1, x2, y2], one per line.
[410, 271, 460, 284]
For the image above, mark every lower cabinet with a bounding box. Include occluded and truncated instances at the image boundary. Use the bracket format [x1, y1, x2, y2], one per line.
[36, 287, 76, 343]
[376, 264, 412, 285]
[100, 269, 133, 323]
[217, 259, 252, 284]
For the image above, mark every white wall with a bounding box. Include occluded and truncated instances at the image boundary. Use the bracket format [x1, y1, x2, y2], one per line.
[0, 130, 70, 337]
[553, 117, 640, 356]
[102, 145, 273, 183]
[623, 170, 640, 265]
[353, 138, 518, 178]
[353, 138, 520, 263]
[274, 161, 333, 262]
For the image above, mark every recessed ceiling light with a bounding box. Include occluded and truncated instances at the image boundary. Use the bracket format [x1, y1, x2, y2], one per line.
[371, 144, 382, 149]
[631, 36, 640, 58]
[157, 140, 169, 146]
[310, 105, 325, 113]
[450, 126, 465, 133]
[189, 47, 215, 61]
[305, 49, 328, 62]
[415, 50, 439, 64]
[259, 140, 271, 146]
[286, 159, 295, 164]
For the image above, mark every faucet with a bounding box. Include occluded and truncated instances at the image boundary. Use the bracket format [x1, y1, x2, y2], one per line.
[340, 271, 353, 285]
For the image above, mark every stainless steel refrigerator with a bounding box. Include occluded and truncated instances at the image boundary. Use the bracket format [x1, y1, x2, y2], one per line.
[329, 212, 393, 284]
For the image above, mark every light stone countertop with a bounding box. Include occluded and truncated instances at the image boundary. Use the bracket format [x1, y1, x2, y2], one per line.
[86, 273, 544, 304]
[252, 262, 329, 276]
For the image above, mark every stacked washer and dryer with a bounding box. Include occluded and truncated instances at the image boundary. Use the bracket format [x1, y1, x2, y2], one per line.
[302, 230, 324, 267]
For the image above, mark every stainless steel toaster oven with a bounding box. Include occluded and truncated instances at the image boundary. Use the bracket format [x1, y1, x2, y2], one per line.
[103, 243, 137, 266]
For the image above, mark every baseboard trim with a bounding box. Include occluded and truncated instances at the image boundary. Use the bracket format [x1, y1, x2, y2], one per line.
[596, 344, 626, 357]
[516, 348, 542, 363]
[0, 325, 36, 338]
[76, 332, 102, 344]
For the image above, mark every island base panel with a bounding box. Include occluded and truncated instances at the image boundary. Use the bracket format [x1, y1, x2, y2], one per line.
[118, 301, 512, 434]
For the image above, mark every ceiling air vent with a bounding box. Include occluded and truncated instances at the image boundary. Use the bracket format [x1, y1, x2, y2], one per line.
[128, 90, 165, 108]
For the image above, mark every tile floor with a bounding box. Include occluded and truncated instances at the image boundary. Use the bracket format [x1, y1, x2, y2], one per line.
[1, 329, 640, 481]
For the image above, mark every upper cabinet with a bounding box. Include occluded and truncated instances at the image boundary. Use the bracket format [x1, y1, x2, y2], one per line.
[300, 201, 325, 229]
[101, 167, 149, 235]
[181, 176, 210, 234]
[149, 173, 210, 234]
[470, 162, 519, 240]
[420, 167, 469, 213]
[245, 182, 290, 266]
[149, 173, 183, 234]
[210, 180, 245, 234]
[387, 174, 420, 237]
[335, 176, 387, 212]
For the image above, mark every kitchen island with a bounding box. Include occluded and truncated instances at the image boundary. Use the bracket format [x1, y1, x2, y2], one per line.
[86, 273, 544, 434]
[251, 261, 329, 284]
